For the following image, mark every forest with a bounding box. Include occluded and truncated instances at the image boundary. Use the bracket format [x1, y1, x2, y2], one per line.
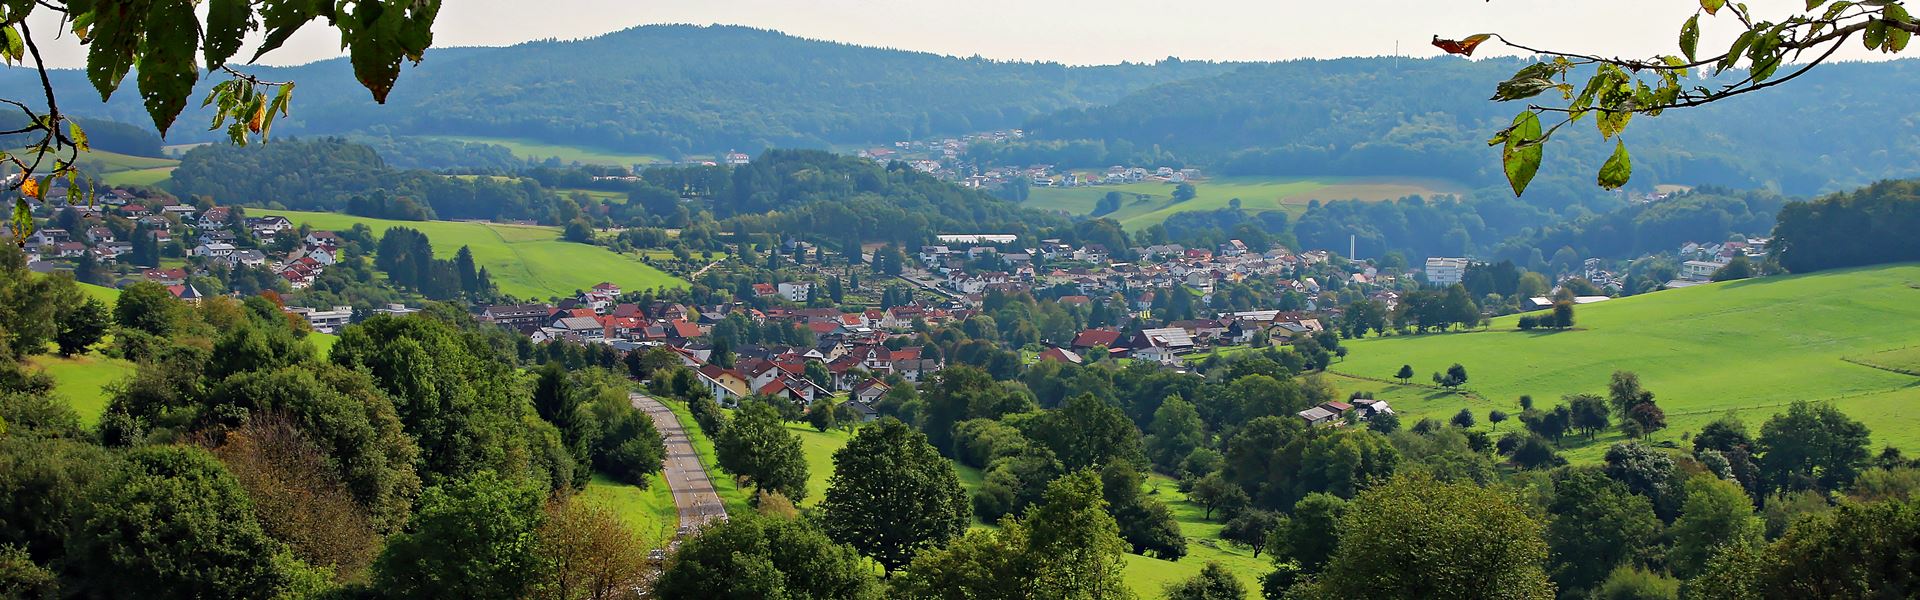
[1018, 58, 1920, 197]
[3, 25, 1235, 157]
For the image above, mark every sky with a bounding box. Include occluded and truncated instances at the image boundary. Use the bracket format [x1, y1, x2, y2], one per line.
[22, 0, 1875, 69]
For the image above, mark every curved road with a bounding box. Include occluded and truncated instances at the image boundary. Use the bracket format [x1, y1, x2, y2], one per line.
[631, 392, 727, 529]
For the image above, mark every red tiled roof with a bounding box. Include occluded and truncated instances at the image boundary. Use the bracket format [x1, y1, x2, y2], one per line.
[1071, 329, 1122, 348]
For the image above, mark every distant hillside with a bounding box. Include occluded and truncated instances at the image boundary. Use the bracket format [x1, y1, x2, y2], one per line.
[2, 25, 1235, 157]
[1020, 57, 1920, 196]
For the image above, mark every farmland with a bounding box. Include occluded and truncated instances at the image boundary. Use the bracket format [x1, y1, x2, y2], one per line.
[255, 209, 687, 299]
[413, 135, 668, 167]
[1334, 263, 1920, 463]
[1025, 175, 1463, 230]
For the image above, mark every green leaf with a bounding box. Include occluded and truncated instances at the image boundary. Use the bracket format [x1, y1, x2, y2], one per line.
[1719, 30, 1756, 73]
[1702, 0, 1726, 14]
[1889, 26, 1912, 52]
[135, 0, 199, 136]
[252, 1, 320, 62]
[1502, 112, 1544, 196]
[262, 82, 294, 141]
[203, 0, 251, 69]
[1865, 20, 1888, 50]
[1598, 140, 1632, 190]
[1681, 15, 1701, 62]
[1, 24, 22, 63]
[1492, 77, 1556, 102]
[84, 0, 144, 102]
[1807, 0, 1826, 9]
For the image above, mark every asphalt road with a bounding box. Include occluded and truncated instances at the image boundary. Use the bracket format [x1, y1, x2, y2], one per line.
[630, 392, 727, 530]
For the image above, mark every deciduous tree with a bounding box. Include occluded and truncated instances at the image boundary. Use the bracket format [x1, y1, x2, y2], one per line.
[819, 418, 970, 574]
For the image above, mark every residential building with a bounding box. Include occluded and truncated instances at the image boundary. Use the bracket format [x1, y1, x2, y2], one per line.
[1424, 257, 1470, 287]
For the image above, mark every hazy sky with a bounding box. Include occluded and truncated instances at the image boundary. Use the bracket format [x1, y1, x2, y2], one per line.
[23, 0, 1873, 68]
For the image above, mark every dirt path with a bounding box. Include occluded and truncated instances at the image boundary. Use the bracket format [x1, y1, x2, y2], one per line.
[630, 392, 727, 530]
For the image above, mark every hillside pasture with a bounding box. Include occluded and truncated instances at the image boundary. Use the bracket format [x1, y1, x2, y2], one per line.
[255, 209, 686, 299]
[414, 135, 666, 167]
[1025, 176, 1462, 230]
[1335, 264, 1920, 462]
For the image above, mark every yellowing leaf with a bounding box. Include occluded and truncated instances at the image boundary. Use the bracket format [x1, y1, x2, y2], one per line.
[19, 176, 38, 199]
[1433, 34, 1494, 57]
[1702, 0, 1726, 14]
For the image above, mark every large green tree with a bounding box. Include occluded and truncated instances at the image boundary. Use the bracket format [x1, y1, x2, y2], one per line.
[1544, 467, 1660, 593]
[1163, 562, 1245, 600]
[64, 446, 299, 599]
[654, 514, 880, 599]
[819, 418, 970, 574]
[1145, 396, 1205, 472]
[1668, 474, 1763, 580]
[372, 471, 547, 600]
[1757, 401, 1872, 493]
[1310, 471, 1554, 599]
[714, 399, 810, 502]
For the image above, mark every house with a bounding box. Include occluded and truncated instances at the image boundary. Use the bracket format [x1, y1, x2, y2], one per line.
[777, 282, 811, 303]
[284, 305, 354, 333]
[1424, 257, 1470, 287]
[85, 226, 115, 245]
[477, 303, 554, 328]
[303, 231, 342, 247]
[1297, 406, 1340, 427]
[230, 249, 268, 268]
[193, 242, 235, 258]
[166, 283, 204, 304]
[197, 207, 232, 229]
[751, 283, 778, 297]
[851, 379, 891, 405]
[1681, 260, 1725, 281]
[1124, 328, 1195, 352]
[1070, 329, 1123, 351]
[1037, 346, 1084, 365]
[842, 400, 880, 423]
[697, 365, 752, 406]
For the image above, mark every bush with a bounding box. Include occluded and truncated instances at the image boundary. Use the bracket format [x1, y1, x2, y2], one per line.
[1517, 315, 1538, 330]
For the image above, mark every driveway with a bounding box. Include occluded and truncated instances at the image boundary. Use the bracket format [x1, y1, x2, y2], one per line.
[630, 392, 727, 530]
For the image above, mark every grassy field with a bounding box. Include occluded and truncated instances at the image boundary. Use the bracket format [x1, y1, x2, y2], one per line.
[256, 209, 686, 299]
[784, 422, 855, 507]
[582, 473, 679, 548]
[1119, 475, 1270, 597]
[27, 353, 134, 427]
[1025, 176, 1462, 230]
[1336, 264, 1920, 462]
[100, 166, 176, 187]
[78, 282, 120, 304]
[415, 135, 666, 167]
[1848, 346, 1920, 376]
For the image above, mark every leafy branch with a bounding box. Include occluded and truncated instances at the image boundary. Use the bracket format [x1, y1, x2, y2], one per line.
[2, 0, 442, 245]
[1439, 0, 1916, 196]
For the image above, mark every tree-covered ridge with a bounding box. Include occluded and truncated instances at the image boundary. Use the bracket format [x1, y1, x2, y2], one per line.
[8, 25, 1235, 156]
[1771, 179, 1920, 273]
[645, 149, 1066, 244]
[1020, 57, 1920, 197]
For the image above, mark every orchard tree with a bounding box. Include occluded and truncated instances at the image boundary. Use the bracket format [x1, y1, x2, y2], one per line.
[1395, 364, 1414, 383]
[1488, 409, 1509, 432]
[1451, 408, 1476, 429]
[1757, 400, 1872, 493]
[818, 418, 970, 574]
[2, 0, 442, 243]
[1441, 0, 1919, 195]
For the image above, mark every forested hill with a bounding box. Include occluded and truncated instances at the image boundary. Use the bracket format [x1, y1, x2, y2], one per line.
[4, 25, 1235, 156]
[1015, 57, 1920, 196]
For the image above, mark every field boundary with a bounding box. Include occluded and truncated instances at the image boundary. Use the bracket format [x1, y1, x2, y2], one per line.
[1843, 346, 1920, 377]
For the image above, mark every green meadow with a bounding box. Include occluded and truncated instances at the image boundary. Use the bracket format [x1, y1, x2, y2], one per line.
[582, 473, 679, 549]
[414, 135, 667, 167]
[1335, 263, 1920, 462]
[1025, 176, 1462, 230]
[256, 209, 687, 299]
